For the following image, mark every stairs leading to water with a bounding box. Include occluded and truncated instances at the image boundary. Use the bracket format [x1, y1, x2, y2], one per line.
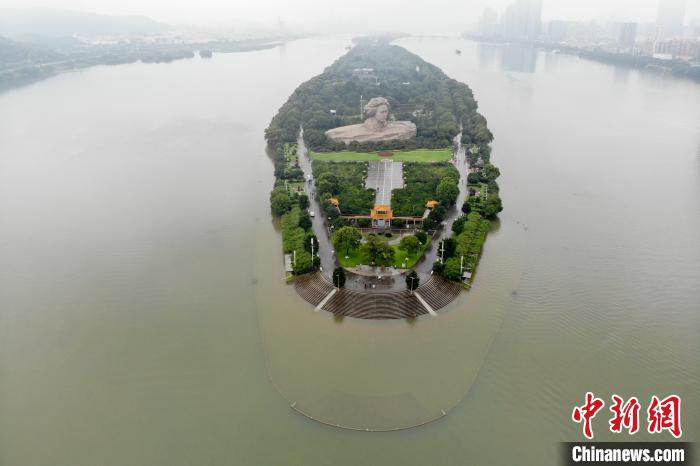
[415, 276, 462, 311]
[323, 289, 427, 319]
[293, 272, 334, 306]
[294, 272, 462, 320]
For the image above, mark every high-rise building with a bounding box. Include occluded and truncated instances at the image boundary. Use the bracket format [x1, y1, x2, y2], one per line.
[656, 0, 686, 39]
[618, 23, 638, 49]
[502, 0, 542, 42]
[479, 8, 499, 38]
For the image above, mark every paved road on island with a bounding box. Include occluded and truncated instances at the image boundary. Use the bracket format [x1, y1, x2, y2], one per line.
[296, 132, 337, 279]
[413, 132, 469, 273]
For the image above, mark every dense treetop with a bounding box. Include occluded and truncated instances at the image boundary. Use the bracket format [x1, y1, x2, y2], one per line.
[265, 39, 494, 152]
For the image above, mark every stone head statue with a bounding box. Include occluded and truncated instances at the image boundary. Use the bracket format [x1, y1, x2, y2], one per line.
[325, 95, 415, 143]
[364, 97, 390, 127]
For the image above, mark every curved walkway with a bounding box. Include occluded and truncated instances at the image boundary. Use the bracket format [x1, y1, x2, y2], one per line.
[294, 272, 461, 319]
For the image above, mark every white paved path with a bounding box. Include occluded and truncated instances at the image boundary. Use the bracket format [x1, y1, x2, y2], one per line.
[365, 160, 403, 206]
[414, 291, 437, 316]
[314, 288, 338, 312]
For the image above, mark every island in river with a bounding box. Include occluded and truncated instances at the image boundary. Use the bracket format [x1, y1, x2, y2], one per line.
[265, 38, 503, 318]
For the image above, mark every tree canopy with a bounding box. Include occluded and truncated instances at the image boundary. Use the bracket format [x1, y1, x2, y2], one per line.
[265, 39, 494, 153]
[362, 234, 395, 266]
[405, 270, 420, 290]
[436, 179, 459, 206]
[332, 226, 362, 256]
[399, 235, 421, 255]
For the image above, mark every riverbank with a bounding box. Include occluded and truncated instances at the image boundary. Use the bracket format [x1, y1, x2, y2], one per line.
[463, 33, 700, 83]
[0, 37, 293, 93]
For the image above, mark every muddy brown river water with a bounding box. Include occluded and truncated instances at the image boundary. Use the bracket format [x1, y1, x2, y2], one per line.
[1, 36, 698, 465]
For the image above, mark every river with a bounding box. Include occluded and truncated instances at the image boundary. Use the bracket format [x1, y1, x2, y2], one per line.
[1, 36, 698, 465]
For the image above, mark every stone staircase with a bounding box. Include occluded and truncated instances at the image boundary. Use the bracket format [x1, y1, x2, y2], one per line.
[415, 276, 462, 311]
[293, 272, 463, 320]
[323, 289, 427, 319]
[293, 272, 335, 306]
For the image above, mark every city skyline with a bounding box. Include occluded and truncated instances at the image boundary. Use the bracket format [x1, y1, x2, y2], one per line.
[0, 0, 698, 30]
[657, 0, 688, 38]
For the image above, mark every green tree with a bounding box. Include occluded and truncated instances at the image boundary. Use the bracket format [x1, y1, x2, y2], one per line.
[436, 179, 459, 206]
[399, 235, 421, 255]
[463, 196, 482, 215]
[424, 204, 447, 230]
[316, 172, 339, 196]
[293, 250, 313, 275]
[332, 226, 362, 256]
[480, 163, 500, 182]
[483, 194, 503, 218]
[414, 230, 428, 244]
[298, 212, 312, 230]
[442, 237, 457, 259]
[362, 234, 395, 265]
[270, 188, 292, 216]
[298, 194, 309, 209]
[443, 257, 462, 281]
[303, 233, 318, 253]
[452, 215, 467, 235]
[405, 270, 420, 290]
[332, 267, 346, 288]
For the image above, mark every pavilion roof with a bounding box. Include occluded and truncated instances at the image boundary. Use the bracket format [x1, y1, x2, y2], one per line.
[370, 204, 393, 220]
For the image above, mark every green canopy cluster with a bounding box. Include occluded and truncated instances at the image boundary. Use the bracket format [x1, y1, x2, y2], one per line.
[265, 39, 494, 153]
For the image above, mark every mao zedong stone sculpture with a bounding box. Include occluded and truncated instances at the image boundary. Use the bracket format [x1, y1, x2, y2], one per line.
[324, 97, 417, 144]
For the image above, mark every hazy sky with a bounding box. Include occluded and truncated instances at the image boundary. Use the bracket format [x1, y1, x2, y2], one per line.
[1, 0, 699, 27]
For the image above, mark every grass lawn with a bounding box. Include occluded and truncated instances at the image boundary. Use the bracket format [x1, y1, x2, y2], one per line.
[336, 236, 430, 269]
[336, 248, 364, 267]
[310, 149, 452, 163]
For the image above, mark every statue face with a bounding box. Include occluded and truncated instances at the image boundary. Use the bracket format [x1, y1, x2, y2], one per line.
[375, 104, 389, 124]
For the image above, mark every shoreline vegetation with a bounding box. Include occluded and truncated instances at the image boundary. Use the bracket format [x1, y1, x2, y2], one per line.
[266, 37, 502, 287]
[569, 46, 700, 82]
[0, 36, 293, 93]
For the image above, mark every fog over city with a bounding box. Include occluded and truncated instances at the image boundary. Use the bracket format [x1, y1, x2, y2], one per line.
[0, 0, 699, 32]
